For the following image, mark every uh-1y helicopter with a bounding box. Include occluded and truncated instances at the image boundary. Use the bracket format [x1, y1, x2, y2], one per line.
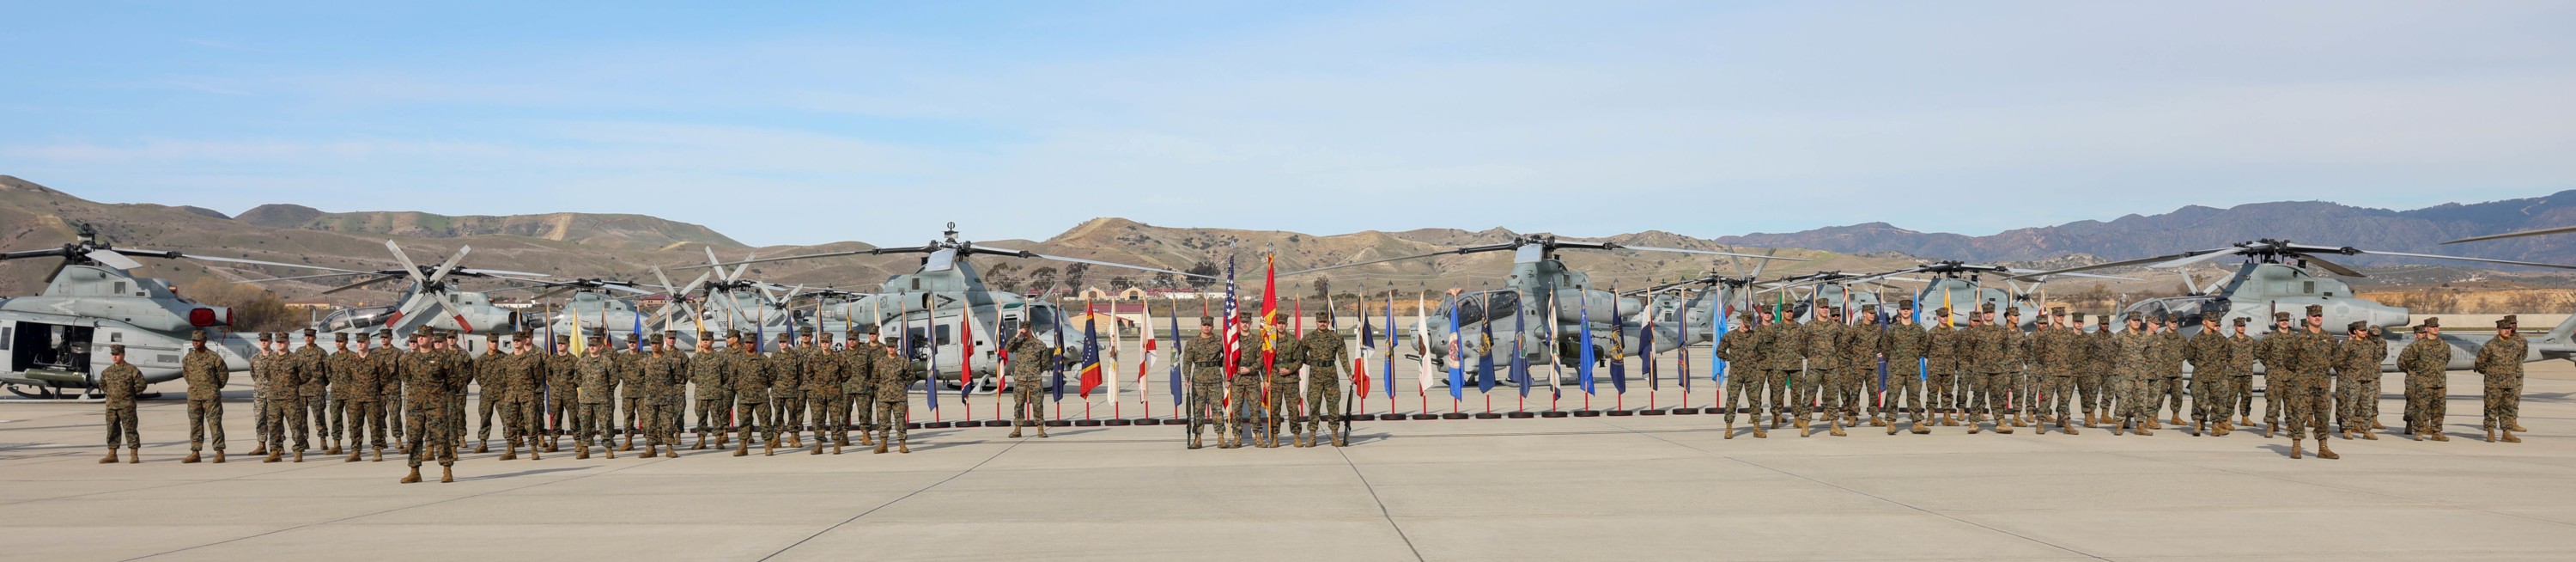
[0, 223, 335, 397]
[1279, 234, 1798, 386]
[510, 277, 659, 348]
[249, 241, 548, 353]
[2008, 238, 2576, 370]
[685, 223, 1218, 388]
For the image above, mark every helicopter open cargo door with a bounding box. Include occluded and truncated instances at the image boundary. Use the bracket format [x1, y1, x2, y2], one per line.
[7, 321, 94, 384]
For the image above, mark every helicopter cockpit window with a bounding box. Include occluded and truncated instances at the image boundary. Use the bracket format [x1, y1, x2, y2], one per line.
[1452, 298, 1483, 325]
[1027, 306, 1057, 333]
[1477, 291, 1521, 323]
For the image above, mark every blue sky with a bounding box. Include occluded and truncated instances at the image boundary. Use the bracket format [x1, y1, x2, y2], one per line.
[5, 2, 2574, 247]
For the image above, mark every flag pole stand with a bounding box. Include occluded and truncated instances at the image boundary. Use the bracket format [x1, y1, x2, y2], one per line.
[1475, 394, 1501, 419]
[1106, 401, 1132, 426]
[1508, 394, 1534, 418]
[1674, 387, 1698, 415]
[1607, 394, 1633, 417]
[1574, 394, 1601, 417]
[1441, 397, 1467, 420]
[1045, 400, 1070, 427]
[1410, 388, 1436, 420]
[1076, 401, 1102, 427]
[1541, 394, 1568, 418]
[1641, 390, 1666, 416]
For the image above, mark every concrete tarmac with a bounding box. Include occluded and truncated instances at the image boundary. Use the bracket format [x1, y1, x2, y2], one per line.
[3, 363, 2573, 561]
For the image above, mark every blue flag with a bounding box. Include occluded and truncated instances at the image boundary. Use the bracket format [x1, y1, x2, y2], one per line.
[1713, 296, 1729, 385]
[1050, 302, 1066, 402]
[1446, 293, 1464, 401]
[1382, 289, 1395, 400]
[1477, 295, 1495, 394]
[1578, 303, 1595, 395]
[1642, 308, 1656, 391]
[1608, 296, 1626, 394]
[1912, 295, 1928, 382]
[1676, 302, 1689, 391]
[926, 311, 939, 410]
[1512, 298, 1529, 397]
[1166, 297, 1182, 406]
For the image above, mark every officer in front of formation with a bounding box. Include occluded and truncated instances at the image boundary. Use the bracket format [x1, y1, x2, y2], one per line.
[99, 344, 145, 464]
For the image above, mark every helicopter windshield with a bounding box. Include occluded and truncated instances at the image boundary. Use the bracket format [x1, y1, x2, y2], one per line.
[1451, 290, 1521, 324]
[1026, 304, 1058, 333]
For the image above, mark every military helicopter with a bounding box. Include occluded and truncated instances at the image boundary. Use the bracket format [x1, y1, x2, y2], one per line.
[685, 223, 1216, 386]
[2007, 238, 2576, 370]
[648, 250, 809, 351]
[510, 278, 659, 348]
[251, 241, 545, 342]
[0, 223, 327, 397]
[1279, 234, 1798, 384]
[1834, 260, 2134, 328]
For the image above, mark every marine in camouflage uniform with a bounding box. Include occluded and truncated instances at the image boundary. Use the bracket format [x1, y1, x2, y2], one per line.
[1227, 312, 1268, 448]
[871, 339, 916, 454]
[2151, 316, 2189, 428]
[1925, 309, 1963, 428]
[100, 345, 144, 464]
[1300, 312, 1347, 447]
[374, 331, 404, 449]
[262, 334, 310, 462]
[2254, 314, 2295, 437]
[2336, 322, 2387, 440]
[2184, 315, 2232, 436]
[573, 333, 617, 459]
[2278, 306, 2340, 459]
[1997, 308, 2030, 429]
[770, 335, 810, 449]
[473, 333, 506, 454]
[642, 334, 685, 457]
[1713, 309, 1766, 437]
[400, 330, 464, 483]
[612, 339, 645, 451]
[323, 333, 357, 455]
[498, 336, 543, 461]
[730, 333, 775, 455]
[801, 333, 845, 454]
[1965, 305, 2015, 434]
[2108, 314, 2156, 436]
[844, 331, 880, 447]
[285, 330, 329, 461]
[2396, 319, 2451, 441]
[2081, 315, 2114, 427]
[2034, 308, 2083, 435]
[1794, 304, 1844, 437]
[1878, 302, 1932, 434]
[343, 335, 387, 461]
[1841, 305, 1881, 430]
[542, 336, 577, 451]
[329, 334, 372, 456]
[2474, 315, 2526, 443]
[248, 335, 283, 458]
[1183, 319, 1225, 448]
[1005, 327, 1052, 438]
[689, 333, 732, 449]
[1265, 315, 1303, 449]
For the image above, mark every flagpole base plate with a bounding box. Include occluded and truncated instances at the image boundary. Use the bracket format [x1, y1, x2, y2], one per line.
[1043, 420, 1072, 427]
[979, 420, 1010, 427]
[1639, 409, 1667, 416]
[1072, 420, 1103, 427]
[1473, 412, 1503, 419]
[1671, 409, 1698, 415]
[1103, 419, 1133, 426]
[1704, 407, 1732, 414]
[1606, 410, 1635, 417]
[1374, 413, 1407, 421]
[1539, 412, 1570, 418]
[904, 423, 925, 430]
[1439, 412, 1469, 420]
[1572, 411, 1602, 418]
[1505, 412, 1536, 418]
[920, 422, 954, 429]
[1133, 418, 1161, 426]
[1339, 414, 1368, 422]
[1408, 413, 1440, 420]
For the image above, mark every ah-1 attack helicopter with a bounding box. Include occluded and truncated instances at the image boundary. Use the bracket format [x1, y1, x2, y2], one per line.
[1279, 234, 1798, 385]
[0, 223, 332, 397]
[2007, 238, 2576, 370]
[685, 223, 1218, 387]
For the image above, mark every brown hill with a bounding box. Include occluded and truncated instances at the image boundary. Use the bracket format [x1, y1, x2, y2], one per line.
[236, 203, 744, 251]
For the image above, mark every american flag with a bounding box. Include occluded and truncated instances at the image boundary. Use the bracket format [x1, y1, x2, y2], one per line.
[1221, 256, 1241, 381]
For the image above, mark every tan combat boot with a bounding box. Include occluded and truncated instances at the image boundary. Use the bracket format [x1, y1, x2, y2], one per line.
[641, 445, 657, 458]
[1795, 418, 1811, 437]
[809, 442, 823, 455]
[2316, 441, 2339, 460]
[1995, 418, 2014, 434]
[1886, 420, 1899, 436]
[211, 451, 224, 463]
[293, 450, 304, 463]
[349, 449, 366, 462]
[2360, 428, 2378, 441]
[2409, 429, 2424, 442]
[2289, 441, 2303, 459]
[440, 466, 454, 483]
[897, 438, 909, 454]
[99, 450, 118, 464]
[873, 442, 889, 454]
[2129, 423, 2151, 436]
[264, 450, 282, 463]
[2502, 431, 2521, 443]
[576, 444, 591, 460]
[1724, 421, 1735, 439]
[474, 441, 489, 454]
[1008, 428, 1023, 438]
[1967, 415, 1983, 435]
[127, 449, 140, 464]
[2372, 419, 2387, 430]
[762, 438, 775, 456]
[1828, 419, 1847, 437]
[1037, 426, 1050, 438]
[1752, 425, 1768, 438]
[2486, 429, 2496, 443]
[1870, 417, 1888, 427]
[1911, 421, 1930, 435]
[1941, 413, 1959, 427]
[401, 467, 422, 483]
[2429, 431, 2450, 442]
[604, 443, 617, 459]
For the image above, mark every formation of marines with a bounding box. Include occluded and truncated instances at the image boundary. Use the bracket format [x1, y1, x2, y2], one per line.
[103, 323, 941, 482]
[89, 303, 2540, 473]
[1708, 300, 2536, 459]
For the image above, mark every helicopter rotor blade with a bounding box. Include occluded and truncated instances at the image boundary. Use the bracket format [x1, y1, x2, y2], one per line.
[422, 246, 471, 286]
[320, 275, 402, 295]
[2297, 254, 2367, 277]
[453, 267, 549, 278]
[1749, 247, 1779, 278]
[138, 252, 367, 273]
[2343, 248, 2576, 271]
[245, 272, 379, 284]
[2148, 247, 2247, 269]
[2444, 224, 2576, 245]
[384, 241, 429, 285]
[1610, 244, 1809, 262]
[2001, 247, 2236, 281]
